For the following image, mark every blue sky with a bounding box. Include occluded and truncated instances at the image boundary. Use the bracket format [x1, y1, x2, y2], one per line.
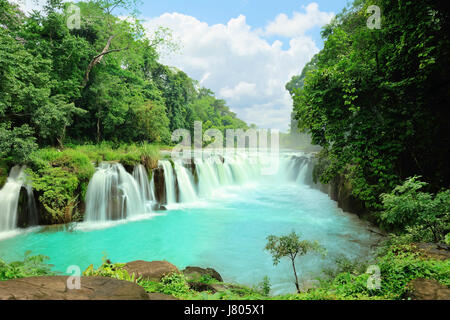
[13, 0, 350, 131]
[140, 0, 349, 49]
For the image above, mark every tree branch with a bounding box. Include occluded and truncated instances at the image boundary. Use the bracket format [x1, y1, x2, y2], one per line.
[82, 35, 129, 87]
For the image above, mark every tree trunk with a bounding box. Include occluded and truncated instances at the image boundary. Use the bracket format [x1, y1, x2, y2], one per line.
[291, 257, 300, 294]
[82, 35, 129, 87]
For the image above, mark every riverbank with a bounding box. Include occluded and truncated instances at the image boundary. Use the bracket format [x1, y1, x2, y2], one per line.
[1, 242, 449, 300]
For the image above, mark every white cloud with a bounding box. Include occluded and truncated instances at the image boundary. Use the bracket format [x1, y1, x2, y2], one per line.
[143, 3, 334, 131]
[265, 2, 335, 38]
[10, 0, 51, 13]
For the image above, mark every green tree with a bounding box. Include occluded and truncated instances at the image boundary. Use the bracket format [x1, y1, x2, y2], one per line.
[265, 231, 325, 293]
[288, 0, 450, 209]
[380, 176, 450, 243]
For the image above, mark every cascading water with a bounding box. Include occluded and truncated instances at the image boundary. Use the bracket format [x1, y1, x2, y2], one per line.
[84, 163, 148, 222]
[0, 166, 38, 233]
[0, 152, 381, 295]
[160, 160, 176, 205]
[173, 162, 197, 203]
[133, 164, 155, 211]
[81, 152, 324, 222]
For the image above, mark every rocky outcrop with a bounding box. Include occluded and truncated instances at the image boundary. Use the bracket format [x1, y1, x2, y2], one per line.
[326, 174, 367, 218]
[182, 266, 223, 282]
[16, 187, 39, 228]
[0, 276, 149, 300]
[153, 167, 166, 205]
[414, 243, 450, 261]
[407, 278, 450, 300]
[123, 260, 180, 281]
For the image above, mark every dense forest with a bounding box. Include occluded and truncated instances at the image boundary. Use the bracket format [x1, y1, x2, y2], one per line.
[287, 0, 450, 211]
[0, 0, 248, 165]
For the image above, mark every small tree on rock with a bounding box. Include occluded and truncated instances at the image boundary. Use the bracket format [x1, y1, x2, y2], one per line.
[265, 231, 325, 293]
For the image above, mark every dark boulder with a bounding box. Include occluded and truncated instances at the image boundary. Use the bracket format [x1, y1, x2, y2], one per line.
[16, 186, 39, 229]
[414, 243, 450, 261]
[123, 260, 180, 282]
[0, 276, 149, 300]
[407, 278, 450, 300]
[182, 266, 223, 282]
[153, 167, 166, 205]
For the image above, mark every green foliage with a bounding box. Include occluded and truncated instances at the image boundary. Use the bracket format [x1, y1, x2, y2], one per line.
[279, 244, 450, 300]
[265, 231, 325, 293]
[380, 176, 450, 242]
[265, 232, 325, 266]
[288, 0, 450, 209]
[0, 159, 9, 188]
[0, 251, 54, 280]
[0, 0, 247, 161]
[30, 167, 79, 224]
[83, 262, 137, 282]
[258, 276, 271, 297]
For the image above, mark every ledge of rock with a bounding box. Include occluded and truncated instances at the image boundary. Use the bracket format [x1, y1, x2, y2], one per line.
[123, 260, 179, 282]
[182, 266, 223, 282]
[0, 276, 149, 300]
[407, 278, 450, 300]
[414, 243, 450, 261]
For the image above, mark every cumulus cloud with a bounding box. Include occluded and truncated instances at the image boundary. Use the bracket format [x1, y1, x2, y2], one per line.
[264, 2, 335, 38]
[10, 0, 51, 13]
[143, 3, 334, 131]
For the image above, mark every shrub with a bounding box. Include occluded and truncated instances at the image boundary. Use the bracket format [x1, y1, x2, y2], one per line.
[265, 231, 325, 293]
[0, 251, 54, 280]
[380, 176, 450, 242]
[30, 167, 79, 224]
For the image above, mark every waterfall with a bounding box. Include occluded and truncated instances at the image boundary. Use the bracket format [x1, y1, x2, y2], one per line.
[160, 160, 176, 205]
[81, 152, 323, 222]
[84, 163, 148, 222]
[133, 164, 155, 211]
[0, 166, 38, 232]
[173, 162, 197, 203]
[195, 158, 221, 197]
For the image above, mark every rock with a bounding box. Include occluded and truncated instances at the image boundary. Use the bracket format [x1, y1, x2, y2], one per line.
[188, 281, 214, 292]
[182, 266, 223, 282]
[147, 293, 179, 300]
[210, 283, 229, 292]
[407, 278, 450, 300]
[300, 280, 320, 293]
[414, 243, 450, 261]
[152, 204, 167, 211]
[16, 186, 39, 229]
[123, 260, 179, 282]
[0, 276, 149, 300]
[153, 167, 166, 205]
[328, 174, 367, 217]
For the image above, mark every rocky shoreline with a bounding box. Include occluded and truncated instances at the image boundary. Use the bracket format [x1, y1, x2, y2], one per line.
[0, 260, 225, 300]
[1, 252, 449, 300]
